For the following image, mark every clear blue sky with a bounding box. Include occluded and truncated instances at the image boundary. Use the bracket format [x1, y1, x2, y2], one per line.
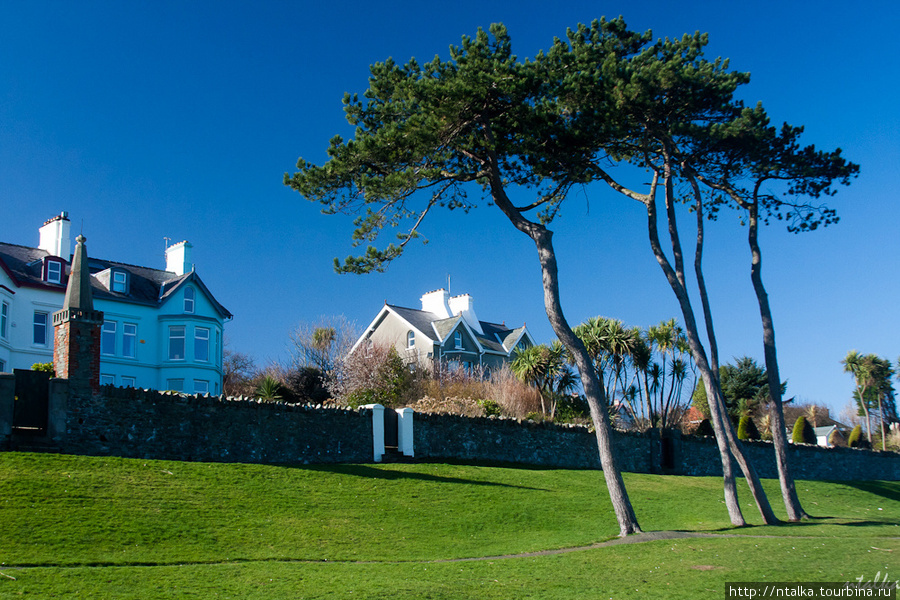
[1, 0, 897, 417]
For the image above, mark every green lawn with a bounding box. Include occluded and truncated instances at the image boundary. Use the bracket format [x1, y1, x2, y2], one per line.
[0, 452, 897, 598]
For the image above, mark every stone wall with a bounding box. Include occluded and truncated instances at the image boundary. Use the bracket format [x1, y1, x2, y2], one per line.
[60, 385, 373, 465]
[1, 377, 896, 481]
[412, 412, 899, 481]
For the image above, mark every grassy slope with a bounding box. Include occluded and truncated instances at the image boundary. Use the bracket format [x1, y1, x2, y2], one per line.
[0, 452, 897, 599]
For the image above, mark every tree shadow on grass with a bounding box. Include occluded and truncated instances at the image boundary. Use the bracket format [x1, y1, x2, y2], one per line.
[839, 481, 900, 503]
[290, 463, 551, 491]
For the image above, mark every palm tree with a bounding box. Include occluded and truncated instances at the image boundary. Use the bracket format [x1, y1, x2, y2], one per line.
[843, 351, 874, 442]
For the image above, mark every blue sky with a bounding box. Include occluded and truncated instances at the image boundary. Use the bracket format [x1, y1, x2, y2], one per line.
[1, 0, 897, 417]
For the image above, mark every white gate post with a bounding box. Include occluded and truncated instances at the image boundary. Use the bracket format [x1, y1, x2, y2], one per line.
[362, 404, 385, 463]
[397, 408, 414, 458]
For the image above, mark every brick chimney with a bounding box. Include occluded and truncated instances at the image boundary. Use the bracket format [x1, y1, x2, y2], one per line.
[53, 234, 104, 394]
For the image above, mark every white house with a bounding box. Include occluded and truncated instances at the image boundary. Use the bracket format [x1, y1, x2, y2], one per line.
[0, 212, 232, 394]
[352, 288, 534, 374]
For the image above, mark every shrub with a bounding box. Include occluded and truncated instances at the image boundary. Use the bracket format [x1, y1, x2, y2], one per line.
[31, 362, 56, 376]
[478, 399, 502, 417]
[737, 416, 760, 440]
[791, 416, 816, 445]
[847, 424, 863, 448]
[255, 375, 285, 402]
[694, 419, 715, 437]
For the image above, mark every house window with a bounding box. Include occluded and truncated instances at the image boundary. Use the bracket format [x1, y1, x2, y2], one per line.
[33, 311, 48, 345]
[166, 378, 184, 392]
[194, 379, 209, 395]
[454, 331, 463, 349]
[168, 325, 185, 360]
[121, 376, 136, 388]
[100, 374, 115, 386]
[195, 327, 209, 362]
[407, 330, 415, 349]
[184, 287, 195, 313]
[112, 270, 128, 293]
[122, 323, 137, 358]
[215, 330, 221, 366]
[0, 359, 6, 372]
[45, 260, 62, 284]
[101, 321, 117, 355]
[1, 301, 8, 339]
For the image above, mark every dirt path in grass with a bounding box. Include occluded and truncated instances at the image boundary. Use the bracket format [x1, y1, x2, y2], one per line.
[431, 531, 836, 563]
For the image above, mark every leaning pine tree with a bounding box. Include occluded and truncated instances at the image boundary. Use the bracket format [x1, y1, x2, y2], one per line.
[285, 22, 647, 536]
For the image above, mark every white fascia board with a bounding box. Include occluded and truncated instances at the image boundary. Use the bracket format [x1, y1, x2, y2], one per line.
[349, 306, 391, 355]
[503, 326, 536, 354]
[441, 318, 486, 354]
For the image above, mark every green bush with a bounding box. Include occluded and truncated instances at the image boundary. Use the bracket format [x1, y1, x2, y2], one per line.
[791, 416, 816, 445]
[477, 399, 502, 417]
[847, 424, 863, 448]
[737, 416, 760, 440]
[31, 362, 56, 376]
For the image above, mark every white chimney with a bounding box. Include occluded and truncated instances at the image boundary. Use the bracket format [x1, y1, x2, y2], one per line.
[420, 288, 452, 319]
[165, 240, 193, 275]
[38, 211, 71, 258]
[449, 293, 483, 334]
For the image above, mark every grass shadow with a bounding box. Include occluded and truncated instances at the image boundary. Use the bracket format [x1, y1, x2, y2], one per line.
[839, 480, 900, 503]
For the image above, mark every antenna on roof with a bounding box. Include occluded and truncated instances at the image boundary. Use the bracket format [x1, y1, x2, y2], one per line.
[163, 237, 171, 255]
[447, 274, 451, 294]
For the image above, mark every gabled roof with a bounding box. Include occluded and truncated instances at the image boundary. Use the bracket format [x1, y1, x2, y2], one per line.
[0, 241, 232, 319]
[378, 303, 527, 356]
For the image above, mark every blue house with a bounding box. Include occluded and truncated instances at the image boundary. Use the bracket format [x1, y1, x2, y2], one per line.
[0, 212, 232, 394]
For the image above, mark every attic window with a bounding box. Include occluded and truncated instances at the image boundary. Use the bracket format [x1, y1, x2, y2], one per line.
[44, 258, 63, 284]
[454, 331, 463, 349]
[407, 330, 415, 349]
[112, 270, 128, 293]
[184, 286, 195, 313]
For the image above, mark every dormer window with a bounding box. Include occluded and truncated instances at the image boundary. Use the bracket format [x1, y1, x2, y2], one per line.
[454, 331, 463, 349]
[44, 258, 63, 284]
[112, 270, 128, 293]
[184, 286, 195, 313]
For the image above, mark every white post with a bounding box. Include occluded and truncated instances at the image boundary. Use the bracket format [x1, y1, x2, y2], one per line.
[362, 404, 385, 463]
[397, 408, 414, 458]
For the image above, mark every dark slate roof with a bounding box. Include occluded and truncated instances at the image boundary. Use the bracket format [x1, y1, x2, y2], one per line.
[0, 241, 232, 319]
[386, 304, 524, 355]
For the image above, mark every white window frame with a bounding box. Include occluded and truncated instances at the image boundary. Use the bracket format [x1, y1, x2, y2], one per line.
[407, 330, 415, 349]
[33, 311, 49, 346]
[168, 325, 186, 360]
[112, 270, 128, 293]
[184, 287, 195, 314]
[194, 327, 209, 362]
[46, 260, 62, 284]
[122, 323, 137, 358]
[0, 301, 8, 340]
[166, 378, 184, 392]
[100, 374, 115, 386]
[101, 321, 117, 355]
[454, 331, 463, 349]
[121, 376, 136, 388]
[193, 379, 209, 395]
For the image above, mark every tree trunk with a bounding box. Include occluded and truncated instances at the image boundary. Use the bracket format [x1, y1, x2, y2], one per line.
[645, 173, 746, 526]
[487, 168, 641, 536]
[650, 160, 778, 525]
[747, 201, 809, 521]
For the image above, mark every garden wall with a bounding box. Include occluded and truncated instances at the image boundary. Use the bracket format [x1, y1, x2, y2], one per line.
[1, 376, 896, 480]
[56, 381, 374, 465]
